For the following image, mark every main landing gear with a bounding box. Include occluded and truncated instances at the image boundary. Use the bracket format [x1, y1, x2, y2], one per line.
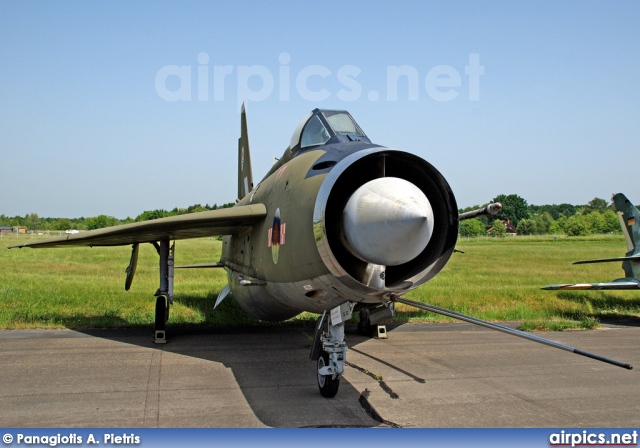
[152, 239, 174, 344]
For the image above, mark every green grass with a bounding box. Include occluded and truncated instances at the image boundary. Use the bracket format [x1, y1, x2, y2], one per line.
[1, 233, 638, 330]
[400, 234, 640, 329]
[0, 235, 257, 329]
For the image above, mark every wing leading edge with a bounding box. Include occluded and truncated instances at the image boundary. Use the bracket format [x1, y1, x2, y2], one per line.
[8, 204, 267, 249]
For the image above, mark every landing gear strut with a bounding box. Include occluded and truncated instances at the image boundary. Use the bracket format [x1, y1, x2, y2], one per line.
[153, 239, 174, 344]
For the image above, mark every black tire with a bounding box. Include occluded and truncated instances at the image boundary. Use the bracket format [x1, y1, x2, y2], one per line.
[357, 309, 375, 337]
[317, 351, 340, 398]
[155, 295, 167, 331]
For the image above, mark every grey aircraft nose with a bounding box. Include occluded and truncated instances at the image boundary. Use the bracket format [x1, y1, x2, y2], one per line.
[342, 177, 434, 267]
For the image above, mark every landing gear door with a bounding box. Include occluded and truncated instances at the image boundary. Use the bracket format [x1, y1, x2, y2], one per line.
[310, 311, 326, 361]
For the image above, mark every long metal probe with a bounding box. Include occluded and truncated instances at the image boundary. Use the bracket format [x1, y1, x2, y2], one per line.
[395, 297, 633, 370]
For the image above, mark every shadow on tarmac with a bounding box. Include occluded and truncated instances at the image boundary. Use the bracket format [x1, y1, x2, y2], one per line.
[74, 323, 403, 428]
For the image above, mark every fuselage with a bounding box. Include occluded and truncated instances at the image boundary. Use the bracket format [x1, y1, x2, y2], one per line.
[221, 109, 458, 321]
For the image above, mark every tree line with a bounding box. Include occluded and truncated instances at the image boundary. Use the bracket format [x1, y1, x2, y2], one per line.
[1, 194, 631, 237]
[0, 203, 235, 232]
[460, 194, 628, 237]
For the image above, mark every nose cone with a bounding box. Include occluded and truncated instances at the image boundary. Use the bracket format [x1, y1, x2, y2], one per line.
[342, 177, 434, 266]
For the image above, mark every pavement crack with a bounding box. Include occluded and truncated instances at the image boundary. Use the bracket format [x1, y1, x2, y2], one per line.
[358, 389, 402, 428]
[346, 361, 398, 399]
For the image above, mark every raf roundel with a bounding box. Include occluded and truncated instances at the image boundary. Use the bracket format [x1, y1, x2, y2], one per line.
[267, 208, 286, 264]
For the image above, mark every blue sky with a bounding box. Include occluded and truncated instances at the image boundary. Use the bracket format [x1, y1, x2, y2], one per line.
[1, 1, 639, 218]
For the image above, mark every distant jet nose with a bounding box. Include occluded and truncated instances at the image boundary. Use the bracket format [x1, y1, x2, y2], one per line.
[342, 177, 434, 266]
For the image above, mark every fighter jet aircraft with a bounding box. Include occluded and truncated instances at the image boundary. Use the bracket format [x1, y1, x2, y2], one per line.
[543, 193, 640, 291]
[10, 107, 632, 397]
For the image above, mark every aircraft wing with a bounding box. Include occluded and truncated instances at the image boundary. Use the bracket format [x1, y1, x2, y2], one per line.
[8, 204, 267, 249]
[542, 279, 640, 290]
[573, 254, 640, 265]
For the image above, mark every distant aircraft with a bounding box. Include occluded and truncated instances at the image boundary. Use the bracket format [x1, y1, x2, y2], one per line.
[543, 193, 640, 291]
[10, 107, 632, 397]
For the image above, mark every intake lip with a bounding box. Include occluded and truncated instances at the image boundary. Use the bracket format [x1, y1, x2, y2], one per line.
[313, 147, 458, 294]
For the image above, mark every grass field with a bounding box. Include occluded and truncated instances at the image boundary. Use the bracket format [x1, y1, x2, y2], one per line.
[1, 233, 639, 330]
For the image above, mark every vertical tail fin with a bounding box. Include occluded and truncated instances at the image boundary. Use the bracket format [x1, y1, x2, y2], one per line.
[238, 103, 254, 200]
[613, 193, 640, 253]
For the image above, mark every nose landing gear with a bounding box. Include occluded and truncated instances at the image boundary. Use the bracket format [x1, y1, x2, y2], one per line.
[310, 303, 354, 398]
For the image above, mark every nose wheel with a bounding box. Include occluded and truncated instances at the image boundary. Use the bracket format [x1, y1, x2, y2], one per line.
[317, 351, 340, 398]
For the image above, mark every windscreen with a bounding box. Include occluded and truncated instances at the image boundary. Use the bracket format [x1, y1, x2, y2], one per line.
[301, 115, 331, 148]
[323, 112, 365, 136]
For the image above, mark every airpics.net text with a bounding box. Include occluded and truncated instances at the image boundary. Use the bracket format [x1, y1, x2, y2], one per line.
[155, 52, 484, 107]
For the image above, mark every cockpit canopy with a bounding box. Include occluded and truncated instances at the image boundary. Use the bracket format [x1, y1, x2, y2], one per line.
[289, 109, 369, 152]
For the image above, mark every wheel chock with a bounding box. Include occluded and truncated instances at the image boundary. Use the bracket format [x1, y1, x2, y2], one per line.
[154, 330, 167, 344]
[375, 325, 387, 339]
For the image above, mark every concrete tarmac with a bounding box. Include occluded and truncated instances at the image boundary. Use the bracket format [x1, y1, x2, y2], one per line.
[1, 323, 639, 428]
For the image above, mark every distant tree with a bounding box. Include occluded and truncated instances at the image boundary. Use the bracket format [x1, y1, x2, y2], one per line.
[584, 210, 621, 234]
[187, 204, 208, 213]
[516, 219, 536, 235]
[489, 219, 506, 237]
[564, 215, 590, 236]
[135, 209, 170, 222]
[557, 215, 569, 230]
[51, 218, 72, 231]
[549, 218, 563, 235]
[531, 203, 578, 220]
[85, 215, 120, 230]
[170, 207, 188, 215]
[23, 213, 44, 231]
[586, 212, 606, 234]
[492, 194, 529, 228]
[602, 209, 621, 233]
[533, 212, 554, 234]
[556, 203, 577, 218]
[459, 218, 486, 237]
[586, 197, 609, 214]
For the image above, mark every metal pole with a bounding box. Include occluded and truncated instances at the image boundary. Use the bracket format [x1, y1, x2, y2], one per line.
[395, 297, 632, 370]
